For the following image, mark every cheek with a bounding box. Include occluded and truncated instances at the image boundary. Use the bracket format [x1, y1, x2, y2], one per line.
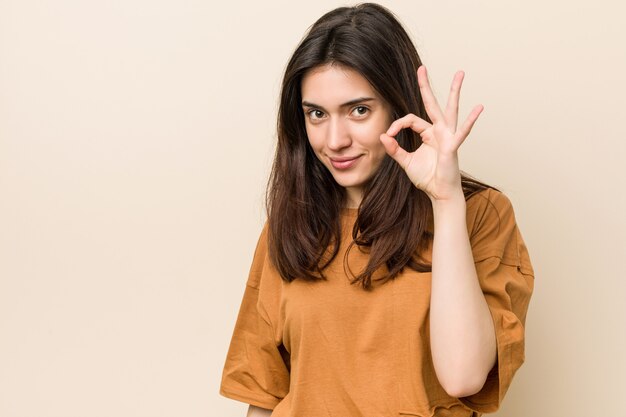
[352, 122, 386, 151]
[305, 125, 325, 154]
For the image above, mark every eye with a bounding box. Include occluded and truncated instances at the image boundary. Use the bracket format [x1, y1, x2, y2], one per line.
[352, 106, 369, 117]
[306, 109, 325, 120]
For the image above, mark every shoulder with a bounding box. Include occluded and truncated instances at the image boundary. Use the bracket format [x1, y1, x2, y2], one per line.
[245, 221, 271, 289]
[466, 187, 515, 233]
[465, 188, 522, 263]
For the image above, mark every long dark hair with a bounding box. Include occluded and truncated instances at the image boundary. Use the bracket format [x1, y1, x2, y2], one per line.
[265, 3, 498, 290]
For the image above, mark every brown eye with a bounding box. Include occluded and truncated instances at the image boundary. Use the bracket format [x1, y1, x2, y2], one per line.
[307, 109, 325, 120]
[352, 106, 369, 117]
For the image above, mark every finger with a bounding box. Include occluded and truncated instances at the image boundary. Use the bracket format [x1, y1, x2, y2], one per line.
[379, 133, 412, 171]
[386, 113, 431, 137]
[444, 71, 464, 131]
[455, 104, 484, 145]
[417, 66, 444, 123]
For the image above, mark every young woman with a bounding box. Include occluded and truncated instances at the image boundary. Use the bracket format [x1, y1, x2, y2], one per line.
[219, 3, 534, 417]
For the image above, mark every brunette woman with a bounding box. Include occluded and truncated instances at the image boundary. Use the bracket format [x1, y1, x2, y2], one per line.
[219, 4, 534, 417]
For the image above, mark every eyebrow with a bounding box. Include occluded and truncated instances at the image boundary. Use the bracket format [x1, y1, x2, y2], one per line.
[301, 97, 376, 111]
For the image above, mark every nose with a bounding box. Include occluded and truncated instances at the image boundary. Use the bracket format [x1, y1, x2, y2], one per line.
[326, 117, 351, 151]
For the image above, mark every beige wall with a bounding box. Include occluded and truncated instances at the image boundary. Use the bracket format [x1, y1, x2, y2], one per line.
[1, 0, 624, 416]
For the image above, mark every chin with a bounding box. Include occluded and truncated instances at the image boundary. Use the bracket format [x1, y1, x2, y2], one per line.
[330, 174, 366, 188]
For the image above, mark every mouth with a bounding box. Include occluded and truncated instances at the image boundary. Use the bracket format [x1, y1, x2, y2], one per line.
[329, 155, 362, 170]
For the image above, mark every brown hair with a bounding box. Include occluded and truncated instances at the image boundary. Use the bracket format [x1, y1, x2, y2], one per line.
[265, 3, 498, 290]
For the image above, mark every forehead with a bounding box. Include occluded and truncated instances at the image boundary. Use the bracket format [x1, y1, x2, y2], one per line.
[301, 64, 378, 104]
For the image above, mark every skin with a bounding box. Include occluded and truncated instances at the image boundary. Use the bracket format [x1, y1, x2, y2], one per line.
[301, 64, 393, 208]
[380, 65, 496, 396]
[246, 405, 272, 417]
[246, 65, 497, 414]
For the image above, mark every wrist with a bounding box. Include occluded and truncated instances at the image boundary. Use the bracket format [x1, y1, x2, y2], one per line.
[430, 190, 466, 222]
[429, 189, 466, 209]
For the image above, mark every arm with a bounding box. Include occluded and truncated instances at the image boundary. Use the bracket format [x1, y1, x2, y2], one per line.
[428, 193, 496, 397]
[379, 66, 495, 398]
[246, 404, 272, 417]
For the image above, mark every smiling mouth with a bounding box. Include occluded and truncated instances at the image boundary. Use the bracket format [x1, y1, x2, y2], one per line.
[329, 155, 362, 169]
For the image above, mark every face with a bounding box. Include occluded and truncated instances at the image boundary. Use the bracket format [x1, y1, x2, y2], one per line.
[301, 64, 393, 208]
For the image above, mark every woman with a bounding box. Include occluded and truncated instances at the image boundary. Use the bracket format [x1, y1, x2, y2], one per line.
[219, 3, 534, 417]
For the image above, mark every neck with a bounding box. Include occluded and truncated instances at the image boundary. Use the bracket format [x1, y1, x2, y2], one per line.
[344, 187, 362, 209]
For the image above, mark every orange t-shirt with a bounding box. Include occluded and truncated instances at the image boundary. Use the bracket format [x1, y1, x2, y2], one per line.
[219, 188, 534, 417]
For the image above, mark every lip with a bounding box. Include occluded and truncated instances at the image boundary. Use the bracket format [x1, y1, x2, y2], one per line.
[329, 155, 362, 170]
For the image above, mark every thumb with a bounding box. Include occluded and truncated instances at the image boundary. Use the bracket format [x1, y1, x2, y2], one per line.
[379, 133, 410, 171]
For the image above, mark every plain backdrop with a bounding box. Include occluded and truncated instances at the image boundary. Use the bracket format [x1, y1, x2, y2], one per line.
[1, 0, 625, 416]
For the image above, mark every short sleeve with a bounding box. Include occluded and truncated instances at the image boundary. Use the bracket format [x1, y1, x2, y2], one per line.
[219, 223, 290, 410]
[458, 189, 535, 413]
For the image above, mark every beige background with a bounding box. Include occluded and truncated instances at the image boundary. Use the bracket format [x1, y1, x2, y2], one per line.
[1, 0, 625, 416]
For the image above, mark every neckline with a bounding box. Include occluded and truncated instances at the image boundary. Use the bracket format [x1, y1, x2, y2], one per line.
[340, 207, 359, 216]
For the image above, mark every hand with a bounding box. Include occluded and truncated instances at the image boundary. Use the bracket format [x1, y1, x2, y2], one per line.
[379, 66, 484, 203]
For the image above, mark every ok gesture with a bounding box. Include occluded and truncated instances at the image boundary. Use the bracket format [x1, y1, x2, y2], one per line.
[379, 66, 484, 203]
